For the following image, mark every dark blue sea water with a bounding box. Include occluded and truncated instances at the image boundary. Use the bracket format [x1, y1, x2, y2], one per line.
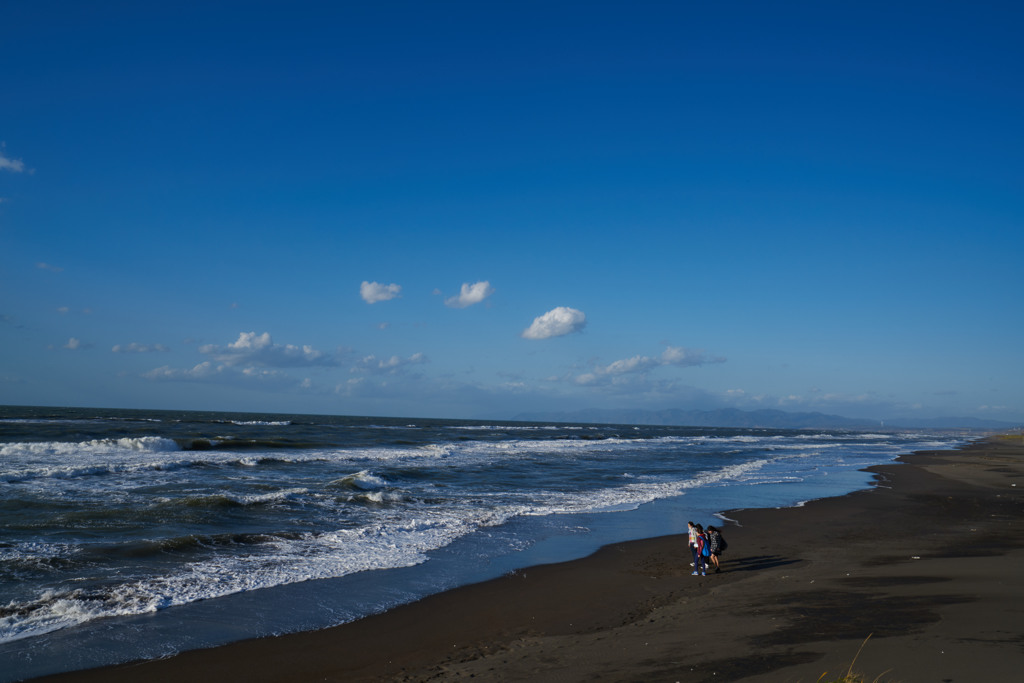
[0, 406, 970, 680]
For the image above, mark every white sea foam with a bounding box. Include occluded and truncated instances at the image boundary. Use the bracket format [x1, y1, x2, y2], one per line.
[330, 470, 386, 490]
[0, 437, 180, 458]
[235, 488, 310, 505]
[0, 508, 481, 644]
[0, 450, 784, 644]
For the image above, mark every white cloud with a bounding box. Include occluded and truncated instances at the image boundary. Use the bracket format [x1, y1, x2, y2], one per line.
[145, 362, 223, 380]
[52, 337, 93, 351]
[445, 281, 494, 308]
[352, 352, 427, 374]
[521, 307, 586, 340]
[143, 362, 298, 389]
[112, 343, 170, 353]
[360, 281, 401, 304]
[37, 263, 63, 273]
[199, 331, 336, 367]
[574, 346, 725, 385]
[0, 148, 25, 173]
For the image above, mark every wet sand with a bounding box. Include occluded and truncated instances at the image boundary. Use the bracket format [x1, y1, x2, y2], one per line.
[36, 435, 1024, 682]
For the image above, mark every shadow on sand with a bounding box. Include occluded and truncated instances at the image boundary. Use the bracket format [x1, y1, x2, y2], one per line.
[726, 554, 801, 572]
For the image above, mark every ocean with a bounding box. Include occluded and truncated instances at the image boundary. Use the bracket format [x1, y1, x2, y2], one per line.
[0, 406, 971, 681]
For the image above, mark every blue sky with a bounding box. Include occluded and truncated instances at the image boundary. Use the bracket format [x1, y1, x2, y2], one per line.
[2, 1, 1021, 422]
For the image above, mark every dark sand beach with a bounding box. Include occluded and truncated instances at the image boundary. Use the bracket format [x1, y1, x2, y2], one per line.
[36, 436, 1024, 682]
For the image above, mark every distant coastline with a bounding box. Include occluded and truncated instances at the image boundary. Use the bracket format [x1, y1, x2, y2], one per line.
[3, 403, 1017, 432]
[511, 406, 1019, 431]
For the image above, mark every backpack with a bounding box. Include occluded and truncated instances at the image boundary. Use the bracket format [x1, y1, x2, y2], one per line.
[701, 537, 710, 557]
[719, 534, 728, 552]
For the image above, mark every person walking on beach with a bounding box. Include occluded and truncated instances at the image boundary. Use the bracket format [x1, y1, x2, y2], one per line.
[692, 524, 708, 576]
[687, 521, 699, 569]
[706, 525, 724, 573]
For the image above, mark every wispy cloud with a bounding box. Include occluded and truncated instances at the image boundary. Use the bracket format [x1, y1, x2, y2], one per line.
[521, 306, 586, 340]
[352, 352, 427, 375]
[56, 337, 93, 351]
[0, 146, 26, 173]
[575, 345, 725, 385]
[199, 331, 337, 367]
[721, 387, 922, 420]
[37, 263, 63, 273]
[112, 343, 170, 353]
[143, 362, 301, 389]
[360, 281, 401, 304]
[145, 362, 223, 380]
[445, 281, 494, 308]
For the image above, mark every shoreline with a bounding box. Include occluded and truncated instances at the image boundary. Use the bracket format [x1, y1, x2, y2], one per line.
[34, 435, 1024, 682]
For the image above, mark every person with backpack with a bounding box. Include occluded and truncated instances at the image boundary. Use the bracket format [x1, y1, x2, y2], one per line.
[686, 521, 699, 569]
[706, 525, 726, 573]
[692, 524, 709, 576]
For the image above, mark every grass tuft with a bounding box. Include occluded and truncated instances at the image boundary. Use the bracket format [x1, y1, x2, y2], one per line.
[816, 635, 895, 683]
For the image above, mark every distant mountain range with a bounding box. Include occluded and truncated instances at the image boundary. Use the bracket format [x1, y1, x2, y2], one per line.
[510, 407, 1019, 431]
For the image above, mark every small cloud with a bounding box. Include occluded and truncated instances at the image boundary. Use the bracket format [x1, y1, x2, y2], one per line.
[143, 362, 298, 390]
[37, 263, 63, 273]
[60, 337, 93, 350]
[360, 281, 401, 304]
[352, 352, 427, 375]
[659, 345, 725, 368]
[112, 343, 170, 353]
[377, 322, 391, 330]
[575, 345, 725, 385]
[57, 307, 70, 314]
[522, 307, 586, 340]
[0, 146, 26, 173]
[145, 362, 222, 380]
[445, 281, 495, 308]
[199, 331, 336, 367]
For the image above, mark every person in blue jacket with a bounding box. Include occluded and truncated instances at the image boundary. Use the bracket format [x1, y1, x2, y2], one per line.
[692, 524, 708, 576]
